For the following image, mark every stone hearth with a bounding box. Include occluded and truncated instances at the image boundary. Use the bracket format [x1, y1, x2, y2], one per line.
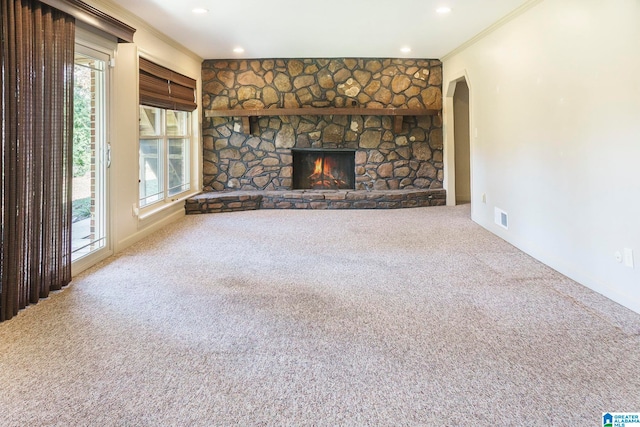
[185, 189, 445, 214]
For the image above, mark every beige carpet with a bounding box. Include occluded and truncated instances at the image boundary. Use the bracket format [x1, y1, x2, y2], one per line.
[1, 205, 639, 426]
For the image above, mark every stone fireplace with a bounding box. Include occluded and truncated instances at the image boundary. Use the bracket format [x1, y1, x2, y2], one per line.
[201, 58, 444, 194]
[292, 149, 355, 190]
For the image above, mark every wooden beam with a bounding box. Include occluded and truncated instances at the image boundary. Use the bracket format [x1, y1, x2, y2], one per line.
[393, 116, 404, 133]
[205, 107, 440, 118]
[241, 117, 250, 134]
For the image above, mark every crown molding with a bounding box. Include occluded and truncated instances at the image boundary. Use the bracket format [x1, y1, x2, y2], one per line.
[39, 0, 135, 42]
[442, 0, 544, 61]
[84, 0, 203, 63]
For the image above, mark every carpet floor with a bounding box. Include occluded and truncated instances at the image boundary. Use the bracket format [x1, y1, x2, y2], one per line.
[1, 205, 639, 426]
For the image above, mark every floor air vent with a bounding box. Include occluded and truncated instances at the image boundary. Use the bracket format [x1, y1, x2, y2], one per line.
[494, 207, 508, 229]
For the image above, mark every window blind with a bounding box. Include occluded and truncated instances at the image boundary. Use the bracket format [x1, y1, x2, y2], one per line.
[139, 58, 197, 112]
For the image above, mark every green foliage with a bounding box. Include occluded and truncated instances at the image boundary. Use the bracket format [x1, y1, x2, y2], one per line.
[73, 66, 92, 178]
[72, 197, 91, 222]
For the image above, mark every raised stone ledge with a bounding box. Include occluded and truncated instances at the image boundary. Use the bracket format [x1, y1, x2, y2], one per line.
[185, 189, 446, 215]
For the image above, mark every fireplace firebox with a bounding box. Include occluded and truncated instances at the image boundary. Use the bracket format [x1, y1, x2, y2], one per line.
[292, 149, 356, 190]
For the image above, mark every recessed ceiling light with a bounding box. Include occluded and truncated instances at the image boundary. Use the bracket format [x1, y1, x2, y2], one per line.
[400, 47, 411, 54]
[436, 6, 451, 14]
[233, 47, 245, 54]
[192, 8, 208, 14]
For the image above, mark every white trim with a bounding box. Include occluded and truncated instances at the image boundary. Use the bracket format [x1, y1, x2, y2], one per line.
[443, 70, 473, 210]
[441, 0, 544, 61]
[72, 248, 113, 276]
[483, 222, 640, 315]
[138, 107, 194, 217]
[85, 0, 203, 63]
[117, 205, 186, 252]
[137, 191, 198, 221]
[72, 36, 115, 276]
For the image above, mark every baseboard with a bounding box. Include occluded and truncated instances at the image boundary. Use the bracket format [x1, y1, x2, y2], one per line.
[115, 207, 185, 254]
[472, 216, 640, 315]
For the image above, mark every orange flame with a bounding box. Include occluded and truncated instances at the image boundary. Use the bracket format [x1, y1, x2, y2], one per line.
[313, 157, 323, 175]
[309, 157, 341, 188]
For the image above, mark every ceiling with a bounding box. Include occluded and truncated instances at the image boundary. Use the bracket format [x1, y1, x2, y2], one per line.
[107, 0, 532, 60]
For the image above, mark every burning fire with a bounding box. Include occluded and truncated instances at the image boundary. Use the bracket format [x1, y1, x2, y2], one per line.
[308, 156, 347, 189]
[313, 157, 324, 175]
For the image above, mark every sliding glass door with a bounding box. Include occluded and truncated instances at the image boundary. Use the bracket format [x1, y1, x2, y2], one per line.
[72, 46, 110, 264]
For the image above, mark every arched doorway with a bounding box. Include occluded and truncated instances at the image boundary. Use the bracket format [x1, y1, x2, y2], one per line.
[444, 73, 472, 209]
[453, 79, 470, 204]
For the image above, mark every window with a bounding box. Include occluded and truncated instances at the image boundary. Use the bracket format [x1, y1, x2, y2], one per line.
[73, 47, 109, 261]
[139, 106, 191, 207]
[138, 57, 196, 210]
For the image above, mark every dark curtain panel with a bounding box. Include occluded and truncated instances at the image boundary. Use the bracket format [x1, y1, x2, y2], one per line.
[1, 0, 75, 322]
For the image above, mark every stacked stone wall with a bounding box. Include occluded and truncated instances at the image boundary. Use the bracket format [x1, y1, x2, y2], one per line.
[202, 58, 443, 191]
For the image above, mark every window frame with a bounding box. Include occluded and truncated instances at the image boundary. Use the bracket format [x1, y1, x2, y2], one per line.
[138, 105, 192, 210]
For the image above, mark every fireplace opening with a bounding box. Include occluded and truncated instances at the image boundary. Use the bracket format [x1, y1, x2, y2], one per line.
[292, 149, 356, 190]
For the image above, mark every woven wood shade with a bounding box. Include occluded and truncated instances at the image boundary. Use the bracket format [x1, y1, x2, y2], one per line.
[139, 58, 197, 111]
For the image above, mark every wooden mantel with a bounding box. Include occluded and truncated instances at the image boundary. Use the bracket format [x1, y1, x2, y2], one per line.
[205, 107, 440, 134]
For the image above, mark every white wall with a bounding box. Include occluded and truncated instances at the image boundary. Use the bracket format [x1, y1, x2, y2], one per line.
[85, 0, 203, 254]
[443, 0, 640, 312]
